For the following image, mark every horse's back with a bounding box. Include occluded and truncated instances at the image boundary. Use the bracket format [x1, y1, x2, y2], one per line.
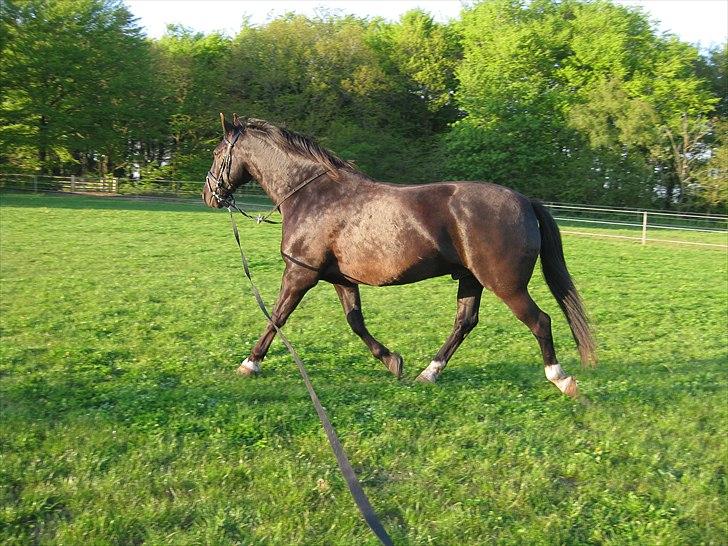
[388, 180, 540, 248]
[323, 179, 541, 288]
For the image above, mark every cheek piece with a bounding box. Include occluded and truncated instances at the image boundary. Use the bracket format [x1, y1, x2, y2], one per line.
[205, 129, 243, 207]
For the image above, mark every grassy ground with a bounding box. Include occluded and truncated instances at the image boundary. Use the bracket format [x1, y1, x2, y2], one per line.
[1, 193, 726, 545]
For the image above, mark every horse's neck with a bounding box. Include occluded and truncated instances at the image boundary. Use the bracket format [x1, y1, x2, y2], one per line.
[247, 146, 321, 205]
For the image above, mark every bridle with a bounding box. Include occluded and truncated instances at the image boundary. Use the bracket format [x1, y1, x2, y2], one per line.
[206, 126, 328, 224]
[205, 128, 243, 209]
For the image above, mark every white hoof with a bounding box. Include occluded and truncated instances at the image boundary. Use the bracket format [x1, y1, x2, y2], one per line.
[554, 376, 579, 397]
[416, 372, 436, 383]
[545, 364, 578, 397]
[416, 360, 445, 383]
[236, 358, 261, 376]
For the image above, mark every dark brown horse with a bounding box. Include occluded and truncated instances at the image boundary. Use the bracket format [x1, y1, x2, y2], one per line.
[203, 114, 596, 397]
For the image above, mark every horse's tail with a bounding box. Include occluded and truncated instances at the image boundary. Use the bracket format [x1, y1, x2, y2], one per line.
[531, 200, 597, 366]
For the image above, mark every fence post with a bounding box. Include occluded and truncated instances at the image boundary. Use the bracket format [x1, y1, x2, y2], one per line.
[70, 175, 76, 192]
[641, 211, 648, 245]
[33, 175, 37, 193]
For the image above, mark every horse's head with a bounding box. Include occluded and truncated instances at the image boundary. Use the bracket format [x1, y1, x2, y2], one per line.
[202, 113, 255, 208]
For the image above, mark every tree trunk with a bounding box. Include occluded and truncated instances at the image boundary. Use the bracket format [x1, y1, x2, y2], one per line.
[38, 115, 48, 174]
[664, 172, 677, 210]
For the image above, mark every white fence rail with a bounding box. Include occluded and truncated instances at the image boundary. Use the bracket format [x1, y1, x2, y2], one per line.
[546, 203, 727, 249]
[1, 173, 726, 250]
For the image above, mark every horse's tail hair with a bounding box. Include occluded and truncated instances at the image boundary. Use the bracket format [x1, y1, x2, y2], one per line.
[531, 200, 597, 366]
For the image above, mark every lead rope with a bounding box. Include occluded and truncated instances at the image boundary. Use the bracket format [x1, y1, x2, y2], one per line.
[227, 208, 394, 546]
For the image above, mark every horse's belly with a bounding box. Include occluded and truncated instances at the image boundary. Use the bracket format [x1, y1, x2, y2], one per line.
[331, 259, 441, 286]
[331, 237, 452, 286]
[327, 194, 458, 285]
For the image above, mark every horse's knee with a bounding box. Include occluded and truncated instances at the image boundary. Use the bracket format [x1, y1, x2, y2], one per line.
[457, 313, 479, 334]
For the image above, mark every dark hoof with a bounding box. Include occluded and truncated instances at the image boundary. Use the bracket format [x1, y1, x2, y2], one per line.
[382, 352, 404, 379]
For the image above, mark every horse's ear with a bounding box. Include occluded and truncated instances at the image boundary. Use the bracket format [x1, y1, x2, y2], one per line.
[232, 113, 241, 127]
[220, 112, 234, 134]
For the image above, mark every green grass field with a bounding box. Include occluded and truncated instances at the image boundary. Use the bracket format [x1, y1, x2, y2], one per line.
[1, 193, 726, 545]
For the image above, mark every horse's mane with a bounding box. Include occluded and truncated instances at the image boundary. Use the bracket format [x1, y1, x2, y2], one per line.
[245, 118, 356, 178]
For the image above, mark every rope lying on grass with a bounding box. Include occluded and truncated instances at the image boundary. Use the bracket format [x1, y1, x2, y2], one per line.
[227, 207, 394, 546]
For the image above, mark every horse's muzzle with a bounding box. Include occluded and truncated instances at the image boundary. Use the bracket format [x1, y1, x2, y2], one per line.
[202, 177, 225, 209]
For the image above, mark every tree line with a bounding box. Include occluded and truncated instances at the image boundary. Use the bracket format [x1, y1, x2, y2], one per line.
[1, 0, 725, 211]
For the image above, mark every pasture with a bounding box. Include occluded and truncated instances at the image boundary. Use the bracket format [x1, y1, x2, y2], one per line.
[1, 193, 726, 544]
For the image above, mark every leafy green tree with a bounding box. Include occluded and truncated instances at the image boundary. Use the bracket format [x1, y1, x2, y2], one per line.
[570, 36, 718, 208]
[446, 0, 720, 208]
[225, 13, 445, 182]
[446, 0, 595, 200]
[146, 25, 232, 179]
[694, 120, 728, 212]
[0, 0, 721, 210]
[0, 0, 156, 175]
[370, 9, 461, 130]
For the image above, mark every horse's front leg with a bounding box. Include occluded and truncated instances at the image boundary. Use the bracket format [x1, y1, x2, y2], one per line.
[237, 263, 318, 376]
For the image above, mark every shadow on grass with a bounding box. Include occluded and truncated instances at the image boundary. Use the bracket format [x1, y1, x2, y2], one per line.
[3, 347, 724, 442]
[2, 349, 725, 545]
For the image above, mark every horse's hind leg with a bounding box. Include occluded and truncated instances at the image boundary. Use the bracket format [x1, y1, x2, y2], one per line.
[499, 289, 578, 397]
[416, 275, 483, 383]
[334, 284, 403, 378]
